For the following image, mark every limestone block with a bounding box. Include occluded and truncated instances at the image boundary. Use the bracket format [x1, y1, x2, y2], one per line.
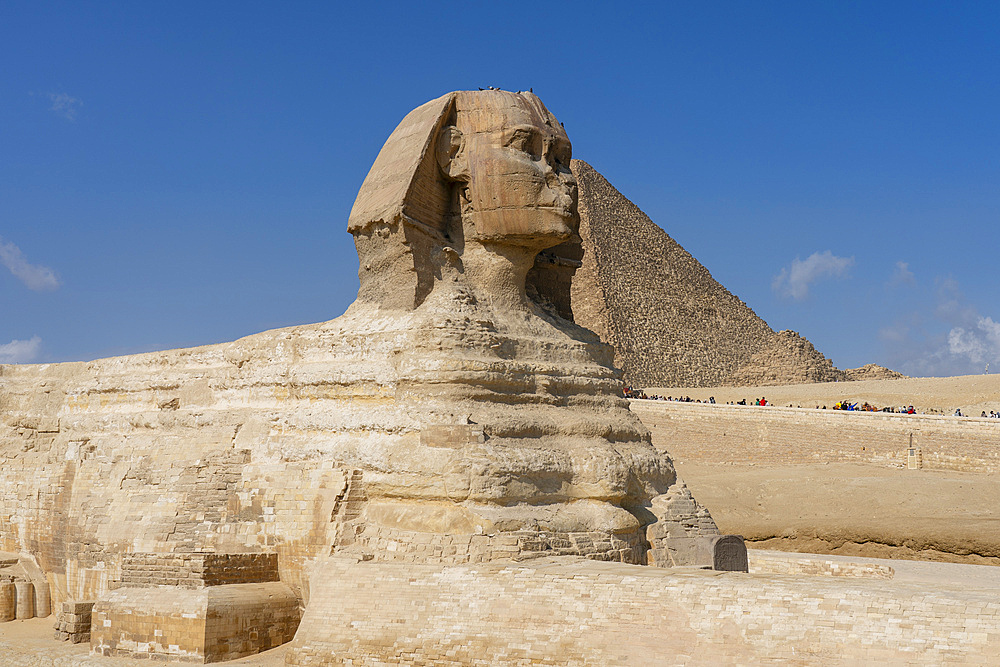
[91, 582, 299, 662]
[650, 535, 748, 572]
[14, 581, 34, 619]
[0, 581, 15, 622]
[62, 600, 96, 615]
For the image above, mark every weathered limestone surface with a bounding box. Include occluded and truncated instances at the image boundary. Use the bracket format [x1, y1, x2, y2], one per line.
[91, 582, 299, 662]
[0, 91, 733, 662]
[843, 363, 906, 381]
[727, 329, 843, 386]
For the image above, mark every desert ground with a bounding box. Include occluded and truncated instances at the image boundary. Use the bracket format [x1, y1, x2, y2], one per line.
[643, 374, 1000, 564]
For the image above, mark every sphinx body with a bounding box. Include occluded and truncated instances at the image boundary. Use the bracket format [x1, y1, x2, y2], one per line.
[0, 91, 724, 615]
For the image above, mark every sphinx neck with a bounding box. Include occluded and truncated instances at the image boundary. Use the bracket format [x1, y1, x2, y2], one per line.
[460, 241, 538, 313]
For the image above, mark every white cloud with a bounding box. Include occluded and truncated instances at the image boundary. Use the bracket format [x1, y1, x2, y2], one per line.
[772, 250, 854, 300]
[0, 236, 61, 291]
[46, 92, 82, 120]
[0, 336, 42, 364]
[888, 260, 915, 287]
[882, 278, 1000, 376]
[947, 316, 1000, 366]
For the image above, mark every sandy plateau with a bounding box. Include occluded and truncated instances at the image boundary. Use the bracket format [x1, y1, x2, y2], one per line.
[641, 374, 1000, 564]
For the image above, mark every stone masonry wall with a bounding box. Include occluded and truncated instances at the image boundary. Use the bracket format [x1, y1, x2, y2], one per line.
[286, 556, 1000, 665]
[92, 582, 299, 662]
[630, 400, 1000, 473]
[119, 553, 279, 589]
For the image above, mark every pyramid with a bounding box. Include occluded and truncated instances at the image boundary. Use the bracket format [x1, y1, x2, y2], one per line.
[726, 330, 842, 386]
[569, 159, 850, 388]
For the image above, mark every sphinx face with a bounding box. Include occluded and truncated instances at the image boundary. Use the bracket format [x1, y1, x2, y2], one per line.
[453, 91, 579, 249]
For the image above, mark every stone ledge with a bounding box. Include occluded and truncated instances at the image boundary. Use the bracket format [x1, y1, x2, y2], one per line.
[91, 581, 299, 663]
[120, 553, 279, 589]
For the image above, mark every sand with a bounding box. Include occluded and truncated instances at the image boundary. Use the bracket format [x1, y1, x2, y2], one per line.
[642, 374, 1000, 564]
[676, 462, 1000, 564]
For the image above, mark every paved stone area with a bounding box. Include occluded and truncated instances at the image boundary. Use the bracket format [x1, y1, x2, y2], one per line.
[3, 551, 999, 665]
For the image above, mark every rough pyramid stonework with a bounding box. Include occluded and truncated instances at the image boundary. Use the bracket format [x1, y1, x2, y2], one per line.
[570, 159, 898, 388]
[727, 329, 843, 386]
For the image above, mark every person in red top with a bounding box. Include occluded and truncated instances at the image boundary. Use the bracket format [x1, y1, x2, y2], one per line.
[760, 397, 767, 406]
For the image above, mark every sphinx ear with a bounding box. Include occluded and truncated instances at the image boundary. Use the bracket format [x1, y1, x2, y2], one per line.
[436, 125, 469, 181]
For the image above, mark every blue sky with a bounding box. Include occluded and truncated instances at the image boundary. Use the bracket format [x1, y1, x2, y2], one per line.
[3, 2, 999, 377]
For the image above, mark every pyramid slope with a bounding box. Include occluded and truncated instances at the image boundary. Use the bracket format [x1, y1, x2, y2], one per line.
[570, 159, 842, 388]
[728, 330, 842, 386]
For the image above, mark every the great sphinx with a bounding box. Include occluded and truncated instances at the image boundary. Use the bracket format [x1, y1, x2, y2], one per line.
[0, 90, 742, 662]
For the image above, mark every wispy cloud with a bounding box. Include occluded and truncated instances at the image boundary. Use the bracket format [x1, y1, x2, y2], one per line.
[888, 260, 915, 288]
[46, 92, 82, 120]
[772, 250, 854, 300]
[947, 317, 1000, 366]
[880, 277, 1000, 376]
[0, 336, 42, 364]
[0, 236, 61, 291]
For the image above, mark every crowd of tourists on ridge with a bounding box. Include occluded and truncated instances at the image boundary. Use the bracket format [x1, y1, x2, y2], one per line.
[622, 387, 716, 404]
[830, 401, 914, 413]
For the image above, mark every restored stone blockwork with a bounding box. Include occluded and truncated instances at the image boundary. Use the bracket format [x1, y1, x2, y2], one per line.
[91, 551, 299, 661]
[630, 400, 1000, 473]
[91, 583, 299, 662]
[0, 364, 359, 607]
[119, 553, 279, 589]
[287, 556, 1000, 665]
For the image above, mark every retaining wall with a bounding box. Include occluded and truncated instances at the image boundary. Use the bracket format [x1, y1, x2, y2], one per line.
[631, 400, 1000, 473]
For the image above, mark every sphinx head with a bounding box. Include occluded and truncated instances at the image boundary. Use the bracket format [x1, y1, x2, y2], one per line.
[439, 91, 578, 247]
[348, 90, 580, 313]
